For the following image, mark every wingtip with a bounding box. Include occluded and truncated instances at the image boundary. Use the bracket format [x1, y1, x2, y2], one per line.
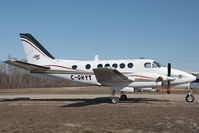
[3, 59, 16, 63]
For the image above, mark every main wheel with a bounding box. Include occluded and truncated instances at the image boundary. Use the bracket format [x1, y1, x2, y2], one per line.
[120, 94, 127, 101]
[185, 94, 194, 102]
[112, 97, 119, 104]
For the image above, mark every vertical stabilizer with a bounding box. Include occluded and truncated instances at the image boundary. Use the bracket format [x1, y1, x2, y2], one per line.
[20, 33, 54, 65]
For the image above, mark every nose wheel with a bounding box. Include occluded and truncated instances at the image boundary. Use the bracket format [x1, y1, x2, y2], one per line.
[186, 83, 195, 102]
[185, 94, 194, 102]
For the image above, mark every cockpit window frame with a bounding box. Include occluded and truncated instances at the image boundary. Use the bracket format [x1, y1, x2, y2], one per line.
[153, 61, 164, 68]
[152, 63, 157, 68]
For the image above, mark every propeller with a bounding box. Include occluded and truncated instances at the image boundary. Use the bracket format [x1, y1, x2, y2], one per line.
[167, 63, 171, 94]
[157, 63, 172, 94]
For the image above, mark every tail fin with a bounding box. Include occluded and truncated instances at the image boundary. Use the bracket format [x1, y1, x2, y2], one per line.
[20, 33, 55, 65]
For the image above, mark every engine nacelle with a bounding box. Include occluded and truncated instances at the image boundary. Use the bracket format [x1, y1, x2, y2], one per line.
[137, 88, 154, 92]
[111, 86, 135, 92]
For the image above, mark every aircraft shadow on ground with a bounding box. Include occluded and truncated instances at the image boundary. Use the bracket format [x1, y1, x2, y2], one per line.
[0, 97, 170, 107]
[62, 97, 170, 107]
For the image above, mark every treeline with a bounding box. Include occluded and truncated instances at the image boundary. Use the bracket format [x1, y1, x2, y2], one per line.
[0, 61, 81, 89]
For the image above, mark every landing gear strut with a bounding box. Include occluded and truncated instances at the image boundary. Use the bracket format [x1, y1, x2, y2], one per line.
[185, 83, 194, 102]
[111, 90, 119, 104]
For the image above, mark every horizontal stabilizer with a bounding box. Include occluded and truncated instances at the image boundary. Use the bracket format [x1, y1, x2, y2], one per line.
[4, 59, 50, 72]
[93, 68, 134, 86]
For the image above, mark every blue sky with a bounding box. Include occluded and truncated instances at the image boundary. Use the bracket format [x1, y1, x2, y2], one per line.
[0, 0, 199, 72]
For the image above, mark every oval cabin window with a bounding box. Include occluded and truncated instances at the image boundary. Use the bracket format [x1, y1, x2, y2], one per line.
[120, 63, 125, 69]
[72, 65, 77, 69]
[112, 63, 118, 68]
[127, 63, 133, 68]
[85, 64, 91, 69]
[105, 64, 110, 68]
[97, 64, 103, 68]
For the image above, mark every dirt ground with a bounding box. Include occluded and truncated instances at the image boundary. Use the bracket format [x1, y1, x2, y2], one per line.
[0, 87, 199, 133]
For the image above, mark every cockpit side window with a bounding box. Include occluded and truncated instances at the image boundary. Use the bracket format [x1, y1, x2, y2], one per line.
[153, 61, 163, 68]
[144, 63, 151, 68]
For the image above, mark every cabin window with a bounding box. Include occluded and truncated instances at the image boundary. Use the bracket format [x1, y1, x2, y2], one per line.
[112, 63, 118, 68]
[85, 64, 91, 69]
[97, 64, 103, 68]
[120, 63, 125, 69]
[128, 63, 133, 68]
[144, 63, 151, 68]
[72, 65, 77, 69]
[105, 63, 110, 68]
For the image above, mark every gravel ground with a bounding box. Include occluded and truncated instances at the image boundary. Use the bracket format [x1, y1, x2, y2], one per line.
[0, 87, 199, 133]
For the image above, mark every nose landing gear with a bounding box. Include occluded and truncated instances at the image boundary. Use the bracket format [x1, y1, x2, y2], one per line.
[185, 93, 194, 102]
[185, 83, 194, 102]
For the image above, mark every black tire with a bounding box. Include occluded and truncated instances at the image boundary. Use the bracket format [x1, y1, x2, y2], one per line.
[120, 94, 127, 101]
[185, 94, 195, 102]
[112, 97, 119, 104]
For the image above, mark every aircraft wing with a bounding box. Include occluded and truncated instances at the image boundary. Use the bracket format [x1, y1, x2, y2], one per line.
[93, 68, 134, 86]
[4, 59, 50, 71]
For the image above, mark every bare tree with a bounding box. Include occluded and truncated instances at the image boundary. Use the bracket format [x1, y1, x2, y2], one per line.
[0, 60, 82, 89]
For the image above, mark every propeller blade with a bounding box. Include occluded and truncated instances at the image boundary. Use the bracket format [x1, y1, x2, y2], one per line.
[167, 63, 171, 94]
[168, 63, 171, 77]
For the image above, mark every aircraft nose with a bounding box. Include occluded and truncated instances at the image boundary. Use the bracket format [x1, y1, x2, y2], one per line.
[187, 73, 196, 82]
[190, 74, 196, 82]
[171, 69, 196, 83]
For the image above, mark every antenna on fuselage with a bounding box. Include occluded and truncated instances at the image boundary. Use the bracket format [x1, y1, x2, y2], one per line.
[94, 55, 99, 61]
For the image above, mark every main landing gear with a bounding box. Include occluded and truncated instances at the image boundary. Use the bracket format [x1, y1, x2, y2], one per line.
[111, 90, 119, 104]
[111, 91, 127, 104]
[120, 91, 127, 101]
[185, 83, 194, 102]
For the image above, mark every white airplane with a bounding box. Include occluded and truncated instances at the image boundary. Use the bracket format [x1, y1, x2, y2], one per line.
[4, 33, 197, 104]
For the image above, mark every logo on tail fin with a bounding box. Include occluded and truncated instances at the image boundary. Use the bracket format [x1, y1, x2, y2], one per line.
[33, 55, 40, 60]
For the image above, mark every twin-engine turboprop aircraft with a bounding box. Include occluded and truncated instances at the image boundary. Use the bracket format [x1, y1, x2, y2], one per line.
[4, 33, 197, 103]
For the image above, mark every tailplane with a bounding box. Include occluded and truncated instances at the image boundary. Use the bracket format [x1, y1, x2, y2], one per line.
[20, 33, 54, 65]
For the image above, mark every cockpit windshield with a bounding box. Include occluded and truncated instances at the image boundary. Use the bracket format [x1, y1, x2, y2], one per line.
[153, 61, 165, 68]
